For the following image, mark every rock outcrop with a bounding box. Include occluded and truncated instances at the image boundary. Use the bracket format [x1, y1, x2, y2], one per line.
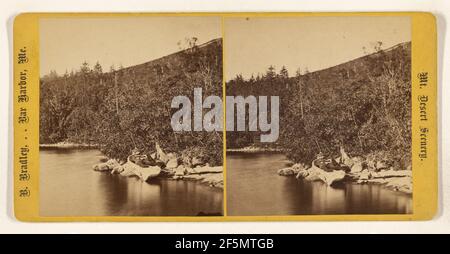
[277, 148, 413, 193]
[93, 159, 120, 172]
[93, 143, 223, 189]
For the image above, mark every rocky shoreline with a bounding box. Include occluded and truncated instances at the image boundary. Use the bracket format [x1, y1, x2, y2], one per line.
[93, 144, 224, 189]
[227, 145, 283, 153]
[40, 142, 98, 149]
[277, 149, 412, 194]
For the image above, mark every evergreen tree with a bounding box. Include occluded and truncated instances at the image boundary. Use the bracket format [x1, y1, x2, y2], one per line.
[279, 66, 289, 79]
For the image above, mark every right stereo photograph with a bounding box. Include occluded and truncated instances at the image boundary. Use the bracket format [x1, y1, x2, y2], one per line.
[224, 16, 412, 216]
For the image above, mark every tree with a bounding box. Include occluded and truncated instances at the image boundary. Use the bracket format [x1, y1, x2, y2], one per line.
[93, 61, 103, 74]
[40, 39, 224, 165]
[227, 41, 411, 168]
[265, 65, 276, 79]
[80, 61, 90, 74]
[279, 66, 289, 79]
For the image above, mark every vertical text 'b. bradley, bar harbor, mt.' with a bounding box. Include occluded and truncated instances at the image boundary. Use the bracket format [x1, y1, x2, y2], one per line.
[17, 45, 32, 199]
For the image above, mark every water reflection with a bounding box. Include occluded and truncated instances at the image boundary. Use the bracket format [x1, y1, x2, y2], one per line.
[227, 152, 412, 216]
[40, 148, 223, 216]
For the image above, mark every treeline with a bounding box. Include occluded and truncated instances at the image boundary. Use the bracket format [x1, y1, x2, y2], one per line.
[226, 65, 293, 149]
[40, 38, 223, 165]
[226, 42, 412, 169]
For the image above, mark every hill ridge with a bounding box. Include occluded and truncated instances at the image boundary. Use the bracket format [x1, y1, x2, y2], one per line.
[119, 38, 222, 72]
[303, 41, 411, 77]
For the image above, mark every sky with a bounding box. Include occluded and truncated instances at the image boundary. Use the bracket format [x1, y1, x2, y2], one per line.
[40, 16, 221, 76]
[40, 16, 410, 79]
[224, 16, 411, 80]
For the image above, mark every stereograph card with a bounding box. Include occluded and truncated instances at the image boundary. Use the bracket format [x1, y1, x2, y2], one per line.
[13, 12, 437, 221]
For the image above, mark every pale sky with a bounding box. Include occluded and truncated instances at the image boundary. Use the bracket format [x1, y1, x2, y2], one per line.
[40, 17, 221, 76]
[225, 16, 411, 80]
[40, 16, 411, 79]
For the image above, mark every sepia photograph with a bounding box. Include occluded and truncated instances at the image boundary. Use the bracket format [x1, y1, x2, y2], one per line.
[4, 0, 444, 236]
[39, 16, 224, 216]
[225, 16, 413, 216]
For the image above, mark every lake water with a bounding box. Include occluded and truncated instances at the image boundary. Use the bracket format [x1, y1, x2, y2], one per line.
[227, 152, 412, 216]
[40, 148, 223, 216]
[40, 149, 412, 216]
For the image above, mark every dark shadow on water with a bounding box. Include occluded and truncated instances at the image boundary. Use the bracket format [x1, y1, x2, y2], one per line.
[330, 181, 347, 189]
[197, 211, 223, 216]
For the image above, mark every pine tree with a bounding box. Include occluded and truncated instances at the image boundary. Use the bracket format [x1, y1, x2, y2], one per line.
[279, 66, 289, 79]
[266, 65, 276, 79]
[93, 61, 103, 74]
[80, 61, 90, 74]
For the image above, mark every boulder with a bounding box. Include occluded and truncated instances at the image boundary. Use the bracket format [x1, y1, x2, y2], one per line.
[155, 142, 169, 164]
[182, 154, 192, 167]
[120, 162, 137, 177]
[107, 159, 120, 167]
[119, 160, 161, 181]
[174, 165, 186, 176]
[359, 169, 371, 180]
[352, 156, 365, 164]
[350, 162, 364, 173]
[160, 168, 175, 177]
[325, 158, 342, 171]
[385, 177, 413, 193]
[166, 158, 179, 169]
[376, 161, 390, 171]
[286, 163, 309, 178]
[167, 152, 177, 160]
[185, 167, 197, 175]
[339, 146, 354, 167]
[371, 169, 412, 178]
[319, 170, 346, 186]
[304, 172, 321, 182]
[93, 163, 110, 171]
[296, 169, 309, 179]
[93, 159, 120, 172]
[191, 157, 205, 167]
[111, 165, 124, 174]
[192, 165, 223, 174]
[291, 163, 307, 173]
[366, 158, 376, 171]
[136, 166, 161, 181]
[278, 167, 295, 176]
[299, 166, 320, 181]
[201, 173, 223, 188]
[182, 172, 224, 188]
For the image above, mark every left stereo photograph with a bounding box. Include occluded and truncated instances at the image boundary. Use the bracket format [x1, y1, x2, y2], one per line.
[18, 15, 225, 218]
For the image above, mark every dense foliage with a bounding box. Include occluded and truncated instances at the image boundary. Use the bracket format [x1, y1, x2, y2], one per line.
[226, 42, 411, 169]
[40, 39, 223, 165]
